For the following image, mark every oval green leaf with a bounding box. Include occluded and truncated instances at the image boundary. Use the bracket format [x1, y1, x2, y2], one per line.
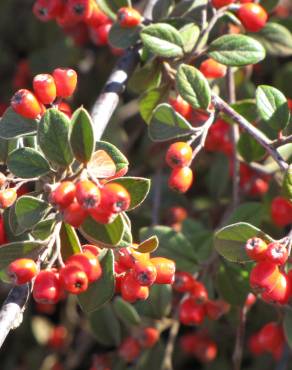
[15, 196, 50, 232]
[113, 297, 141, 326]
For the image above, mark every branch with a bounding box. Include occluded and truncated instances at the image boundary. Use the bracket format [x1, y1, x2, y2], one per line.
[272, 134, 292, 148]
[212, 94, 289, 171]
[161, 320, 180, 370]
[0, 284, 30, 348]
[232, 306, 247, 370]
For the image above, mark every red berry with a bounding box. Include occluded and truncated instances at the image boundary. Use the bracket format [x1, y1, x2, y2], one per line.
[0, 188, 17, 209]
[166, 142, 192, 168]
[167, 206, 188, 224]
[89, 22, 112, 46]
[237, 3, 268, 33]
[116, 248, 135, 270]
[63, 201, 88, 227]
[179, 297, 205, 325]
[89, 207, 115, 224]
[11, 89, 42, 119]
[60, 264, 88, 294]
[33, 269, 61, 304]
[98, 183, 131, 213]
[261, 272, 290, 305]
[7, 258, 38, 285]
[76, 180, 100, 210]
[248, 333, 264, 356]
[258, 322, 284, 351]
[150, 257, 176, 284]
[33, 74, 57, 105]
[86, 1, 109, 27]
[52, 68, 77, 98]
[250, 261, 280, 293]
[205, 119, 231, 154]
[50, 181, 76, 209]
[211, 0, 234, 9]
[191, 280, 209, 303]
[33, 0, 64, 22]
[195, 337, 217, 363]
[66, 251, 102, 282]
[118, 337, 141, 363]
[0, 216, 7, 245]
[173, 271, 194, 293]
[180, 333, 199, 354]
[265, 242, 288, 265]
[57, 101, 72, 117]
[82, 244, 101, 256]
[169, 95, 192, 120]
[199, 58, 227, 79]
[138, 327, 159, 348]
[48, 325, 68, 349]
[132, 260, 157, 287]
[168, 167, 193, 193]
[117, 7, 142, 28]
[66, 0, 93, 22]
[121, 273, 149, 302]
[245, 237, 268, 261]
[271, 196, 292, 227]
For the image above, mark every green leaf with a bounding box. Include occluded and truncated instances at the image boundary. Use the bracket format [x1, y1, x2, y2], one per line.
[78, 250, 115, 313]
[231, 99, 258, 122]
[4, 207, 29, 242]
[140, 226, 198, 273]
[216, 261, 250, 306]
[283, 165, 292, 200]
[208, 35, 266, 66]
[252, 23, 292, 57]
[135, 285, 172, 319]
[60, 222, 82, 261]
[0, 108, 37, 139]
[141, 23, 184, 58]
[0, 138, 9, 164]
[95, 141, 128, 173]
[237, 132, 265, 162]
[128, 61, 162, 95]
[136, 236, 159, 253]
[70, 107, 95, 164]
[256, 85, 290, 130]
[15, 196, 50, 232]
[149, 103, 193, 142]
[118, 212, 133, 248]
[97, 0, 131, 17]
[152, 0, 174, 21]
[80, 214, 124, 246]
[89, 303, 121, 346]
[7, 147, 51, 179]
[214, 222, 274, 263]
[38, 108, 73, 167]
[176, 64, 211, 110]
[180, 23, 200, 53]
[32, 218, 56, 240]
[109, 176, 150, 210]
[226, 202, 264, 228]
[139, 85, 169, 124]
[113, 297, 141, 326]
[0, 241, 44, 270]
[135, 342, 165, 370]
[284, 308, 292, 349]
[109, 22, 140, 49]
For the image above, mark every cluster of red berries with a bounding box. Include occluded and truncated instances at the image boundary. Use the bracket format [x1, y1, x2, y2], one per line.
[7, 245, 102, 303]
[165, 142, 194, 193]
[211, 1, 268, 33]
[246, 237, 292, 304]
[115, 247, 175, 303]
[248, 322, 285, 360]
[50, 179, 130, 227]
[118, 327, 159, 363]
[180, 331, 218, 363]
[33, 0, 141, 52]
[11, 67, 77, 119]
[174, 272, 230, 325]
[271, 196, 292, 227]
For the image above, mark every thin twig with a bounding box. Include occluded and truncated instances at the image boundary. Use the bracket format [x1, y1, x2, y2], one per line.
[161, 320, 180, 370]
[272, 134, 292, 148]
[212, 94, 289, 171]
[232, 306, 247, 370]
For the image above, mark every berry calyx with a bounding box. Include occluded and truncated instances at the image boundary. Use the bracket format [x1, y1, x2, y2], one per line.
[76, 180, 101, 210]
[237, 3, 268, 33]
[32, 0, 64, 22]
[52, 68, 77, 98]
[265, 242, 288, 265]
[199, 58, 227, 79]
[7, 258, 38, 285]
[33, 73, 57, 105]
[166, 142, 193, 168]
[132, 260, 157, 287]
[60, 264, 89, 294]
[66, 0, 93, 23]
[245, 237, 268, 261]
[11, 89, 42, 119]
[117, 7, 142, 28]
[50, 181, 76, 209]
[150, 257, 176, 284]
[33, 269, 61, 304]
[168, 166, 193, 193]
[98, 183, 131, 213]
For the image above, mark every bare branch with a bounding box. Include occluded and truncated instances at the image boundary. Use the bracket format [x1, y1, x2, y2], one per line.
[161, 320, 180, 370]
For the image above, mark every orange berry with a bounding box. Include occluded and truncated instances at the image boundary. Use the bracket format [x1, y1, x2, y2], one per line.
[33, 73, 57, 105]
[98, 183, 131, 213]
[237, 3, 268, 32]
[52, 68, 77, 98]
[150, 257, 176, 284]
[199, 58, 227, 79]
[7, 258, 38, 285]
[50, 181, 76, 209]
[76, 180, 100, 210]
[117, 7, 142, 28]
[166, 142, 192, 168]
[33, 269, 62, 304]
[0, 188, 17, 209]
[11, 89, 42, 119]
[60, 264, 88, 294]
[63, 201, 88, 227]
[66, 251, 102, 282]
[168, 167, 193, 193]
